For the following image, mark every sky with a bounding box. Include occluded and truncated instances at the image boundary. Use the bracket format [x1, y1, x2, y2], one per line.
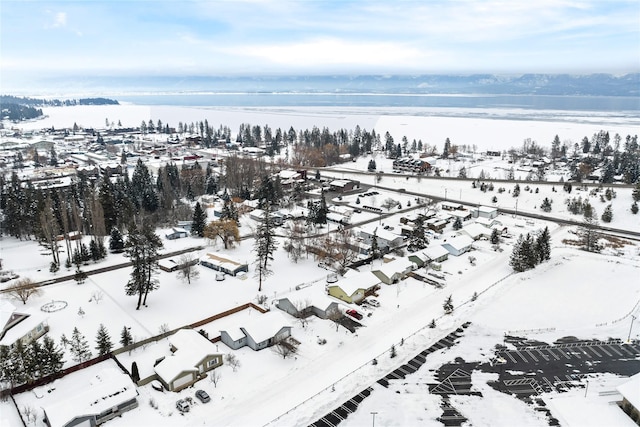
[1, 0, 639, 86]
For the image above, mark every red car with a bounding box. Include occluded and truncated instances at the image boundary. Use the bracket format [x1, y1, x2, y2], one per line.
[346, 309, 363, 320]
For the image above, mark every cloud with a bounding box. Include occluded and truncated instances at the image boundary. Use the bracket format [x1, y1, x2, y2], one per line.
[49, 11, 67, 28]
[231, 38, 426, 69]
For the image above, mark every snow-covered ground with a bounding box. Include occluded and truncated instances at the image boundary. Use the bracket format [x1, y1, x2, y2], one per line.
[2, 105, 639, 426]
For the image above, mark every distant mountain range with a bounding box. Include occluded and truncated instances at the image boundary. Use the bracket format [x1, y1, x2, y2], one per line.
[23, 73, 640, 98]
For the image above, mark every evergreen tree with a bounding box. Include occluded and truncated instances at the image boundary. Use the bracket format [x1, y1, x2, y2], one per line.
[513, 184, 520, 197]
[535, 227, 551, 263]
[579, 216, 601, 253]
[220, 199, 238, 223]
[131, 361, 140, 383]
[633, 182, 640, 202]
[490, 228, 500, 245]
[540, 197, 553, 212]
[125, 223, 163, 309]
[41, 335, 65, 377]
[95, 324, 113, 356]
[49, 146, 58, 166]
[191, 201, 207, 237]
[25, 339, 44, 379]
[601, 204, 613, 223]
[69, 327, 92, 362]
[109, 227, 125, 253]
[443, 295, 454, 313]
[254, 204, 278, 292]
[408, 216, 428, 251]
[130, 159, 158, 213]
[452, 217, 463, 231]
[315, 189, 328, 226]
[8, 340, 28, 385]
[367, 159, 377, 171]
[370, 228, 380, 259]
[632, 201, 638, 214]
[120, 326, 133, 347]
[390, 344, 397, 358]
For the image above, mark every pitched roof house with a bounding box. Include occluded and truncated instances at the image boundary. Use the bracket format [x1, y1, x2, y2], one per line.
[154, 329, 223, 392]
[220, 311, 292, 351]
[441, 235, 474, 256]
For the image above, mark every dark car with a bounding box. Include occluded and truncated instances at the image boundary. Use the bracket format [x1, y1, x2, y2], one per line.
[195, 390, 210, 403]
[346, 309, 363, 320]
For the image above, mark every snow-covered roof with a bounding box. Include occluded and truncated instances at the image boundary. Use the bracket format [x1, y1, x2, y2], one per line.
[155, 329, 220, 382]
[0, 299, 17, 331]
[460, 223, 491, 239]
[476, 205, 498, 214]
[278, 169, 300, 180]
[241, 311, 291, 344]
[374, 257, 414, 277]
[332, 270, 380, 295]
[43, 366, 138, 427]
[442, 235, 474, 251]
[422, 245, 449, 261]
[329, 179, 351, 187]
[617, 372, 640, 409]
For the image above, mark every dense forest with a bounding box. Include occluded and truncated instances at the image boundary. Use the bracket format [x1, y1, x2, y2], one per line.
[0, 95, 119, 122]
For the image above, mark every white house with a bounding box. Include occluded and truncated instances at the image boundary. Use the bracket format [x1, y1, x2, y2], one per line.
[0, 300, 49, 349]
[220, 311, 292, 351]
[165, 227, 189, 240]
[459, 223, 492, 241]
[472, 205, 499, 219]
[200, 252, 249, 276]
[441, 235, 474, 256]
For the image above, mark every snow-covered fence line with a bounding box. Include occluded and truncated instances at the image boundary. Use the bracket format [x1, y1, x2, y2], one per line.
[506, 327, 556, 335]
[609, 298, 640, 325]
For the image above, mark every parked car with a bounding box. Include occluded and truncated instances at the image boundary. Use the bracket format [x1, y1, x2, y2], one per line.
[346, 309, 363, 320]
[151, 380, 164, 392]
[176, 399, 190, 412]
[195, 390, 210, 403]
[366, 298, 380, 307]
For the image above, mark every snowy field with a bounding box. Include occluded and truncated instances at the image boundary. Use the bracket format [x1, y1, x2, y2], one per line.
[2, 105, 640, 426]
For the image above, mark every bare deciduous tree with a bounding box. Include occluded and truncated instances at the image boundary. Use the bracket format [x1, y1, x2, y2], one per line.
[326, 307, 343, 332]
[209, 370, 221, 388]
[272, 336, 299, 359]
[225, 353, 241, 372]
[177, 253, 199, 284]
[7, 278, 41, 304]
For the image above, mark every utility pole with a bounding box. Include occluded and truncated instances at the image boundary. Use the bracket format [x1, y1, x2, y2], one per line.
[628, 315, 637, 342]
[371, 411, 378, 427]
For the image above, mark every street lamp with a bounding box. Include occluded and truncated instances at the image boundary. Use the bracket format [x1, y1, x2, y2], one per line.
[371, 411, 378, 427]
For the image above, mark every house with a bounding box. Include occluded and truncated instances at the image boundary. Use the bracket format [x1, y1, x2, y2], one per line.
[357, 224, 406, 253]
[158, 256, 199, 273]
[422, 245, 450, 263]
[372, 258, 415, 285]
[326, 271, 381, 303]
[249, 209, 284, 226]
[459, 223, 492, 241]
[154, 329, 223, 392]
[0, 300, 49, 349]
[329, 179, 359, 193]
[441, 201, 464, 211]
[447, 209, 473, 222]
[165, 227, 189, 240]
[425, 218, 448, 233]
[475, 216, 501, 228]
[441, 235, 474, 256]
[617, 372, 640, 424]
[42, 365, 138, 427]
[200, 252, 249, 276]
[472, 205, 499, 220]
[220, 311, 292, 351]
